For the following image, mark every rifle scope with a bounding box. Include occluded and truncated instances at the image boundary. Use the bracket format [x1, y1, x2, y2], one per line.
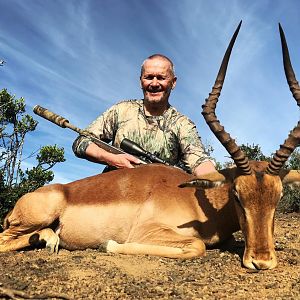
[120, 139, 169, 165]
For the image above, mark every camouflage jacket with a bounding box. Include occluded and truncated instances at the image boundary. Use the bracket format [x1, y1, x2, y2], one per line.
[73, 99, 213, 173]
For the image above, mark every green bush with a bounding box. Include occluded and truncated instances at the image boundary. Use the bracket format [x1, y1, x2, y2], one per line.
[278, 185, 300, 213]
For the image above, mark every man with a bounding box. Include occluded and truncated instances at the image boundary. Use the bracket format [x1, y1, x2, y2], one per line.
[73, 54, 216, 176]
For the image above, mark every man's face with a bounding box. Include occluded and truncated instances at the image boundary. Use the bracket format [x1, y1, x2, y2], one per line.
[140, 58, 177, 108]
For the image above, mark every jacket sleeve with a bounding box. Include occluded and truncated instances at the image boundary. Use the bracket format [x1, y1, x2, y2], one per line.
[72, 104, 118, 158]
[177, 117, 215, 173]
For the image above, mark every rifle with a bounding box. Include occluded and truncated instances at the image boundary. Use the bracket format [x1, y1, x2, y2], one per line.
[120, 139, 191, 173]
[33, 105, 190, 172]
[120, 138, 169, 164]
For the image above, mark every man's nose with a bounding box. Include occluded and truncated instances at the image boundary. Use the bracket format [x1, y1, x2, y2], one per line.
[150, 77, 159, 86]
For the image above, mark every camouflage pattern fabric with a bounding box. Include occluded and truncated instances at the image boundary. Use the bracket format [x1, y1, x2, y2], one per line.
[73, 100, 214, 173]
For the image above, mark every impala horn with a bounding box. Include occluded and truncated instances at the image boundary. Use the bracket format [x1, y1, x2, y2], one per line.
[266, 24, 300, 175]
[202, 21, 252, 175]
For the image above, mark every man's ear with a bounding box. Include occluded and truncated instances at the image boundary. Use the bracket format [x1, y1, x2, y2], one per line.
[171, 76, 177, 89]
[280, 169, 300, 187]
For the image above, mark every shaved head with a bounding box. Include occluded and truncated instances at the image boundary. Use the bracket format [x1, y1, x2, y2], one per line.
[141, 54, 175, 78]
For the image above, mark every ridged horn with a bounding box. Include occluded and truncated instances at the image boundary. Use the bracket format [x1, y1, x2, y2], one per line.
[202, 21, 252, 175]
[266, 24, 300, 175]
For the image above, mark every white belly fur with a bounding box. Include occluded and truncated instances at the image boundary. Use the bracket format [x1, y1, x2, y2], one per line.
[58, 204, 140, 250]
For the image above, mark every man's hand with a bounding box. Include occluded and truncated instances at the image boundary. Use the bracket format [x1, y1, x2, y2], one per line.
[194, 160, 217, 177]
[85, 142, 142, 169]
[105, 153, 142, 169]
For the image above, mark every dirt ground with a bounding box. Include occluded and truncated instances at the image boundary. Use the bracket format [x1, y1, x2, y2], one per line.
[0, 212, 299, 300]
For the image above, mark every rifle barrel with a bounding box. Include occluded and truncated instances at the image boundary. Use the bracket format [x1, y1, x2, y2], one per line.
[33, 105, 126, 155]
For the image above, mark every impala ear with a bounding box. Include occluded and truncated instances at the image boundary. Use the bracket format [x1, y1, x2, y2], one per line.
[178, 179, 223, 189]
[280, 170, 300, 187]
[178, 171, 227, 189]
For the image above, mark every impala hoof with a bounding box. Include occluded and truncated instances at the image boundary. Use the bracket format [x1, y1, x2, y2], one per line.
[105, 240, 119, 253]
[46, 235, 60, 254]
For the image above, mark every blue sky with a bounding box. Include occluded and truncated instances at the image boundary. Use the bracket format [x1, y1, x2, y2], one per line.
[1, 0, 300, 183]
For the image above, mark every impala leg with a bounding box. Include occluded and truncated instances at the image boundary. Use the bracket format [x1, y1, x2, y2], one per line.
[105, 224, 206, 259]
[0, 231, 37, 252]
[0, 228, 59, 253]
[29, 228, 60, 254]
[0, 194, 60, 253]
[106, 240, 205, 258]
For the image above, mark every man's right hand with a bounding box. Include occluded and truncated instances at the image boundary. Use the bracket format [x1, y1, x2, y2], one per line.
[85, 142, 142, 169]
[105, 153, 142, 169]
